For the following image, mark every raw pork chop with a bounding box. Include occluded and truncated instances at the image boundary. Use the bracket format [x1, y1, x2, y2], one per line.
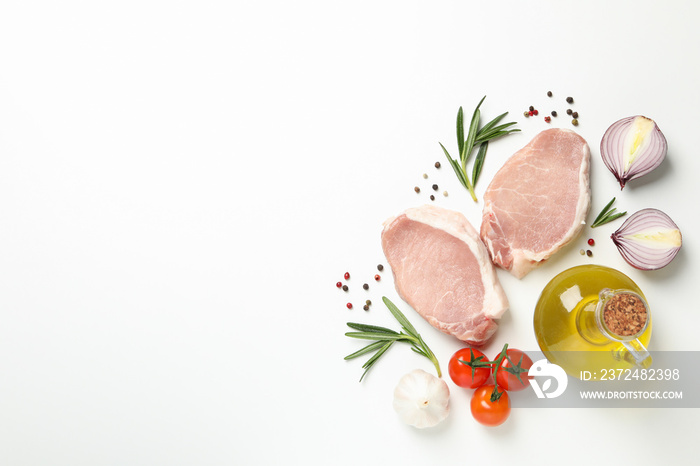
[480, 128, 591, 278]
[381, 205, 508, 345]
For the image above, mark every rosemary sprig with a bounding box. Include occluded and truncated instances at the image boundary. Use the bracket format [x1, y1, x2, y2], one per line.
[344, 297, 441, 382]
[591, 197, 627, 228]
[440, 96, 519, 202]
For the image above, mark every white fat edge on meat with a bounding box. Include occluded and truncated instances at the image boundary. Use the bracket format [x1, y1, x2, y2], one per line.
[517, 131, 592, 266]
[402, 205, 509, 320]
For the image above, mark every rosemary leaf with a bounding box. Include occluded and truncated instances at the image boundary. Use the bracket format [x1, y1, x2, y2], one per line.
[382, 297, 418, 337]
[457, 107, 465, 157]
[471, 142, 488, 187]
[346, 322, 399, 334]
[344, 340, 386, 360]
[462, 105, 481, 166]
[478, 111, 508, 134]
[359, 341, 394, 382]
[475, 122, 520, 142]
[344, 331, 404, 341]
[592, 197, 617, 225]
[439, 142, 454, 164]
[410, 346, 428, 358]
[442, 146, 470, 190]
[477, 129, 520, 142]
[361, 341, 394, 369]
[600, 211, 627, 225]
[591, 197, 627, 228]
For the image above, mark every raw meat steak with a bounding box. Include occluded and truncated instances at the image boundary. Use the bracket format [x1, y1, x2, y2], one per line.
[480, 128, 591, 278]
[381, 205, 508, 345]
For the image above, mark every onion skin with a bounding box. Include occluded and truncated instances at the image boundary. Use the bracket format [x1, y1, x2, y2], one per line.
[611, 208, 682, 270]
[600, 116, 667, 189]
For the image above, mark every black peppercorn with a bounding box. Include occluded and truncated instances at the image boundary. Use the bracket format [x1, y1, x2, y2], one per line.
[342, 285, 348, 291]
[572, 111, 579, 119]
[414, 186, 420, 193]
[377, 264, 384, 271]
[566, 96, 574, 103]
[566, 109, 573, 115]
[529, 105, 534, 112]
[586, 249, 592, 257]
[432, 184, 438, 191]
[430, 194, 435, 201]
[363, 283, 369, 290]
[363, 305, 369, 311]
[547, 91, 553, 97]
[434, 161, 441, 168]
[551, 111, 557, 117]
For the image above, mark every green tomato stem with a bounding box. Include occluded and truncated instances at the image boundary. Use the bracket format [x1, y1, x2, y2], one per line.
[490, 343, 508, 401]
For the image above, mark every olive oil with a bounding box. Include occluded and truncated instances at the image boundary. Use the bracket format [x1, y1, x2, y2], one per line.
[533, 265, 652, 378]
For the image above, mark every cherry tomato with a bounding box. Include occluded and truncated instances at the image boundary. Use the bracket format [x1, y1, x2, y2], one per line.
[470, 385, 510, 426]
[495, 348, 533, 391]
[448, 348, 491, 388]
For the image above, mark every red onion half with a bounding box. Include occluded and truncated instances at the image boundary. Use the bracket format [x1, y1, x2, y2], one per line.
[600, 116, 667, 189]
[611, 208, 682, 270]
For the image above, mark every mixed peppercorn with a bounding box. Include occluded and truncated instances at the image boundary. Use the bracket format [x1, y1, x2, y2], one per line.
[413, 162, 448, 199]
[524, 92, 580, 126]
[580, 237, 595, 257]
[336, 265, 385, 310]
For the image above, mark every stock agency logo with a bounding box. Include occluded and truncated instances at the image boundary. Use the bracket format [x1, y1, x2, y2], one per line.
[528, 359, 568, 399]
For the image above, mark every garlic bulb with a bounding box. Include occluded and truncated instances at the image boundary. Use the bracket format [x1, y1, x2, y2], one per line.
[393, 369, 450, 428]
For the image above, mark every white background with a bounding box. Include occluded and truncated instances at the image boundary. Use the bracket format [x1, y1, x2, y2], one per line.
[1, 1, 698, 464]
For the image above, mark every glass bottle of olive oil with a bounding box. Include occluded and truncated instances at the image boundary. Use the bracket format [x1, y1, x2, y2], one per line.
[533, 264, 652, 378]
